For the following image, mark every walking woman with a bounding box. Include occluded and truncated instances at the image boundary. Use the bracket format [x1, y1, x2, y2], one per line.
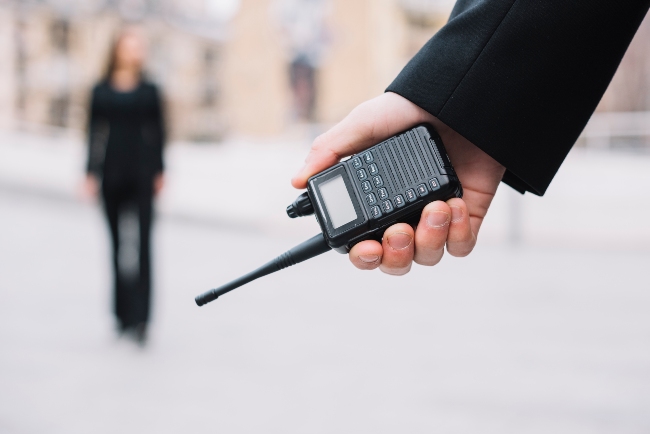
[85, 28, 165, 344]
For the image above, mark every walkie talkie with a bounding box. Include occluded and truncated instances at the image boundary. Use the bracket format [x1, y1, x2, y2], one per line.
[195, 124, 462, 306]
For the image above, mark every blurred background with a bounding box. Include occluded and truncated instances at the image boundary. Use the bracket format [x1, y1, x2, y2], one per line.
[0, 1, 649, 433]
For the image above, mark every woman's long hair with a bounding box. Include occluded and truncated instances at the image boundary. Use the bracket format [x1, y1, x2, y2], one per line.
[103, 29, 144, 82]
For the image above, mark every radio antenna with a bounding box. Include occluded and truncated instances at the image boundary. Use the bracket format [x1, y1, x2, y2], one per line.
[195, 233, 331, 306]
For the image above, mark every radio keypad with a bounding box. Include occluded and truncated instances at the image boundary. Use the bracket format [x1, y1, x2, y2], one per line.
[350, 148, 446, 221]
[405, 189, 417, 202]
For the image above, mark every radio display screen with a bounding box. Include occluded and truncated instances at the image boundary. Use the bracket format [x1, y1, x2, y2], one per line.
[318, 175, 358, 229]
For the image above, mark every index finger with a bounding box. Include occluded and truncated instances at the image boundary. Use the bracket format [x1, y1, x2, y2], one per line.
[291, 93, 435, 188]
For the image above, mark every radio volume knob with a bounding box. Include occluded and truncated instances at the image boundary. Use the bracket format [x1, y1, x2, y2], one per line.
[286, 192, 314, 218]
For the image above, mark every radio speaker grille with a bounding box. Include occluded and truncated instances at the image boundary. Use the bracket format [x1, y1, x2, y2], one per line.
[375, 130, 438, 192]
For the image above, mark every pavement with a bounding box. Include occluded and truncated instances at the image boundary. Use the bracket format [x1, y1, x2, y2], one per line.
[0, 129, 650, 433]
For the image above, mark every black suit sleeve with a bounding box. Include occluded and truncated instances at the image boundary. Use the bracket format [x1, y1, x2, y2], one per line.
[387, 0, 650, 195]
[148, 85, 165, 175]
[86, 85, 107, 176]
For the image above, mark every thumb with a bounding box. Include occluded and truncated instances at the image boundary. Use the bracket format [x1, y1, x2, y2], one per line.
[291, 92, 435, 189]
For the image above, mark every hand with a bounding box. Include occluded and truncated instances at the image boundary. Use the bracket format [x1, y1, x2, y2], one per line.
[292, 92, 505, 275]
[81, 174, 100, 200]
[153, 173, 165, 197]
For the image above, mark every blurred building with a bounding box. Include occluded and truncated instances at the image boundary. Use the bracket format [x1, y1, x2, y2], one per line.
[0, 0, 648, 142]
[1, 0, 230, 140]
[0, 0, 456, 139]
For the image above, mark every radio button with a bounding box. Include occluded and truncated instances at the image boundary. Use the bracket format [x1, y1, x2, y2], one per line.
[361, 180, 372, 193]
[372, 175, 383, 187]
[357, 169, 368, 180]
[351, 157, 362, 169]
[394, 195, 405, 208]
[368, 163, 378, 175]
[370, 205, 382, 219]
[429, 178, 440, 191]
[405, 189, 417, 202]
[362, 151, 373, 163]
[377, 187, 388, 200]
[382, 200, 394, 214]
[416, 183, 428, 197]
[366, 193, 377, 205]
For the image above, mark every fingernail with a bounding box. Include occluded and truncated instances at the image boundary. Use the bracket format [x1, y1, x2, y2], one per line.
[358, 255, 379, 263]
[450, 206, 464, 223]
[426, 211, 450, 228]
[386, 232, 412, 250]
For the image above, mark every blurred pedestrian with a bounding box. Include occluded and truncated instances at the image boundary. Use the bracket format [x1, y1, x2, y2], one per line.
[84, 28, 165, 344]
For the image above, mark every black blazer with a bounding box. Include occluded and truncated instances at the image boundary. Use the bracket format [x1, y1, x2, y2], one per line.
[387, 0, 650, 195]
[87, 80, 165, 181]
